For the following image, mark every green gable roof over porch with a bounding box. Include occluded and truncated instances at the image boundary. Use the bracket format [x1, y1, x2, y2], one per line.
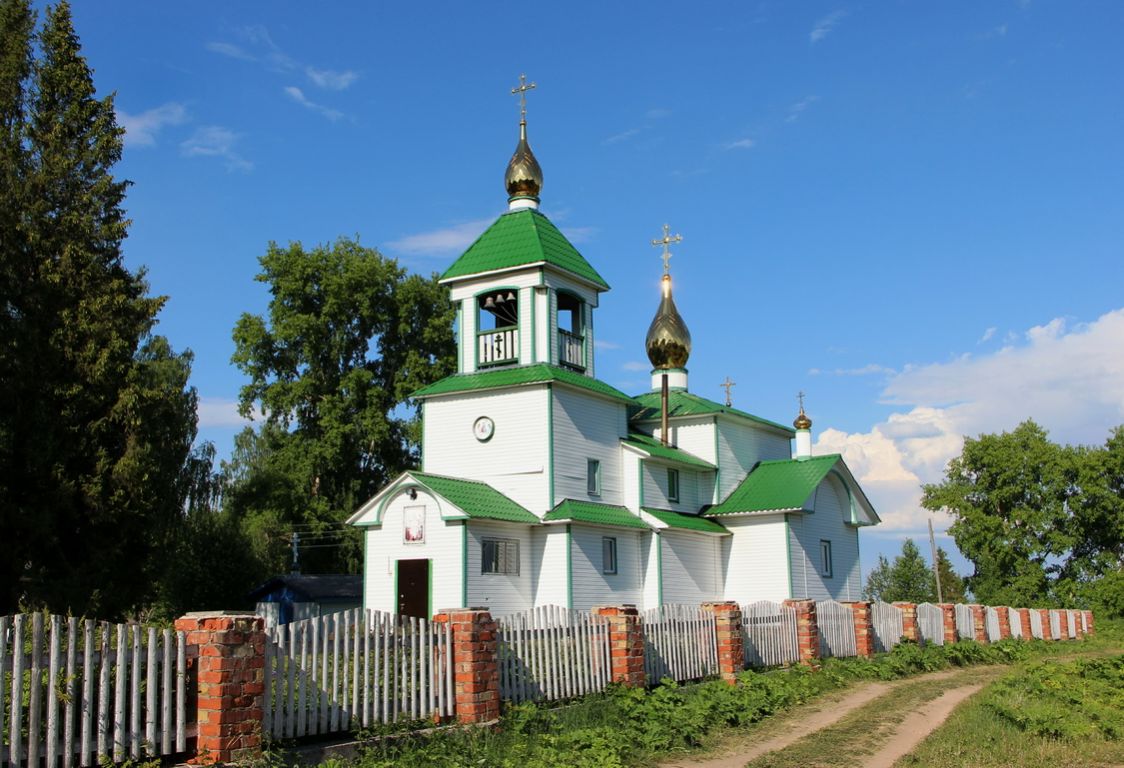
[439, 209, 610, 290]
[543, 500, 650, 529]
[408, 472, 540, 523]
[707, 454, 841, 516]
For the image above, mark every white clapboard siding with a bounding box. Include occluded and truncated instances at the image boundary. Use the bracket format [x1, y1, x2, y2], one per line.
[914, 603, 943, 647]
[1007, 608, 1023, 639]
[569, 527, 643, 611]
[985, 607, 1001, 642]
[722, 516, 789, 604]
[495, 606, 611, 704]
[466, 520, 533, 616]
[265, 609, 452, 737]
[873, 602, 907, 651]
[955, 603, 975, 640]
[0, 614, 187, 768]
[787, 475, 862, 602]
[741, 601, 800, 668]
[659, 533, 722, 606]
[1029, 609, 1044, 639]
[816, 600, 857, 658]
[716, 420, 791, 502]
[552, 388, 628, 506]
[641, 605, 718, 683]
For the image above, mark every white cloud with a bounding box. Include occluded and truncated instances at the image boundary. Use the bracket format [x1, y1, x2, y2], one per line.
[118, 102, 187, 147]
[724, 137, 756, 150]
[306, 67, 358, 91]
[386, 218, 493, 256]
[810, 10, 847, 43]
[284, 86, 342, 121]
[603, 128, 640, 145]
[197, 398, 250, 428]
[978, 326, 997, 343]
[561, 226, 597, 243]
[180, 126, 252, 172]
[622, 361, 651, 372]
[812, 363, 895, 377]
[594, 339, 621, 351]
[206, 41, 255, 61]
[786, 95, 819, 123]
[815, 308, 1124, 535]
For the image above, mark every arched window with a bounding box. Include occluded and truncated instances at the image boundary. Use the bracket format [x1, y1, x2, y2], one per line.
[557, 291, 585, 370]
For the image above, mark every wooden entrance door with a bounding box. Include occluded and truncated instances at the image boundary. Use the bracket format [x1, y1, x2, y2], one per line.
[396, 559, 430, 618]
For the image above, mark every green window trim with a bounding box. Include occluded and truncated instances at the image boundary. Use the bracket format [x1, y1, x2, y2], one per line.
[667, 468, 680, 503]
[587, 458, 602, 496]
[601, 536, 618, 575]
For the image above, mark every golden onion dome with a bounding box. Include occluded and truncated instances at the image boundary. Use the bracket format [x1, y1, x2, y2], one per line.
[646, 275, 692, 370]
[504, 121, 543, 202]
[793, 407, 812, 431]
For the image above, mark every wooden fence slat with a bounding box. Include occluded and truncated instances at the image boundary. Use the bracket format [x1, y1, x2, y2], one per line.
[145, 628, 157, 755]
[113, 624, 126, 762]
[11, 615, 25, 767]
[47, 614, 62, 768]
[130, 626, 141, 758]
[30, 612, 44, 768]
[297, 621, 309, 737]
[82, 620, 95, 767]
[161, 629, 172, 755]
[175, 631, 186, 753]
[0, 615, 9, 766]
[64, 617, 78, 768]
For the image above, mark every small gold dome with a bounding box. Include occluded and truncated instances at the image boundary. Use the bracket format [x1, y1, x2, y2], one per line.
[646, 275, 692, 369]
[505, 122, 542, 201]
[793, 407, 812, 430]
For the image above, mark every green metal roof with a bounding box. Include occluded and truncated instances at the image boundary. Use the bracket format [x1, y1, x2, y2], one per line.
[622, 433, 715, 469]
[707, 455, 841, 516]
[439, 209, 610, 290]
[409, 472, 539, 523]
[543, 500, 650, 529]
[631, 390, 794, 434]
[412, 363, 635, 404]
[643, 508, 729, 534]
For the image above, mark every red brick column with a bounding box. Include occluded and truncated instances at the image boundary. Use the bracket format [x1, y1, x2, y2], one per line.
[594, 605, 646, 687]
[1058, 610, 1070, 640]
[174, 612, 265, 765]
[703, 602, 745, 683]
[938, 604, 957, 645]
[432, 608, 500, 724]
[996, 606, 1011, 639]
[1085, 610, 1095, 635]
[893, 602, 918, 642]
[783, 599, 820, 665]
[970, 605, 987, 642]
[846, 602, 875, 657]
[1016, 608, 1032, 639]
[1038, 609, 1052, 639]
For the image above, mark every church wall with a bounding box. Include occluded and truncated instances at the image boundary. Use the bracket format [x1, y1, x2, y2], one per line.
[660, 532, 723, 605]
[422, 388, 550, 514]
[569, 526, 643, 611]
[720, 515, 790, 604]
[642, 531, 659, 610]
[466, 520, 534, 616]
[787, 474, 862, 601]
[361, 489, 464, 616]
[641, 463, 702, 513]
[551, 388, 628, 506]
[531, 526, 569, 607]
[716, 421, 792, 502]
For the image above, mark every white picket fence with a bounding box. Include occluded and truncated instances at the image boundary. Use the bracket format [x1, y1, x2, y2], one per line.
[816, 600, 857, 659]
[985, 607, 1001, 642]
[872, 602, 905, 651]
[496, 606, 611, 704]
[955, 603, 975, 640]
[1007, 607, 1022, 639]
[915, 603, 944, 646]
[641, 605, 718, 683]
[0, 614, 188, 768]
[264, 608, 453, 737]
[741, 601, 799, 668]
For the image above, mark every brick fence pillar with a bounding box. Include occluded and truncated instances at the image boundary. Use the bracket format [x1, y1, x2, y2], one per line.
[892, 602, 918, 642]
[996, 606, 1011, 639]
[594, 605, 646, 687]
[846, 601, 875, 657]
[1073, 611, 1085, 639]
[1085, 610, 1095, 635]
[1058, 610, 1070, 640]
[970, 605, 987, 642]
[937, 604, 957, 645]
[1038, 609, 1051, 639]
[432, 608, 499, 724]
[782, 599, 820, 665]
[702, 602, 744, 683]
[1016, 608, 1032, 639]
[174, 612, 265, 765]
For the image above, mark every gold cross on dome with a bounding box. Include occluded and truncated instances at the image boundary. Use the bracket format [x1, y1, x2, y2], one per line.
[721, 377, 736, 407]
[511, 73, 536, 122]
[798, 391, 806, 412]
[651, 224, 683, 275]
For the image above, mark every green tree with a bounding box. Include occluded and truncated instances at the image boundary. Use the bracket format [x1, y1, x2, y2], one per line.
[0, 1, 202, 617]
[864, 538, 937, 603]
[935, 547, 967, 603]
[227, 237, 456, 575]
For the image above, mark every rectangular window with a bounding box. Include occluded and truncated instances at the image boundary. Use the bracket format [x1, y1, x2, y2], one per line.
[602, 537, 618, 575]
[819, 540, 833, 578]
[587, 459, 602, 496]
[482, 538, 519, 575]
[667, 468, 680, 503]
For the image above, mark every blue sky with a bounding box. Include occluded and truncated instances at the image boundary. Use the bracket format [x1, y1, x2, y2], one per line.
[67, 1, 1124, 578]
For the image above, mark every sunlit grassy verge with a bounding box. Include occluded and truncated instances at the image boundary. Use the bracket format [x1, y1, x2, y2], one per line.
[315, 634, 1098, 768]
[900, 652, 1124, 767]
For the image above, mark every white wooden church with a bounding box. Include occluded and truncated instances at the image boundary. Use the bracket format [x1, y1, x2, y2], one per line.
[348, 88, 880, 618]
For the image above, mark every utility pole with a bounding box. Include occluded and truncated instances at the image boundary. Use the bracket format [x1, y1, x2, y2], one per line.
[928, 518, 942, 603]
[291, 531, 300, 574]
